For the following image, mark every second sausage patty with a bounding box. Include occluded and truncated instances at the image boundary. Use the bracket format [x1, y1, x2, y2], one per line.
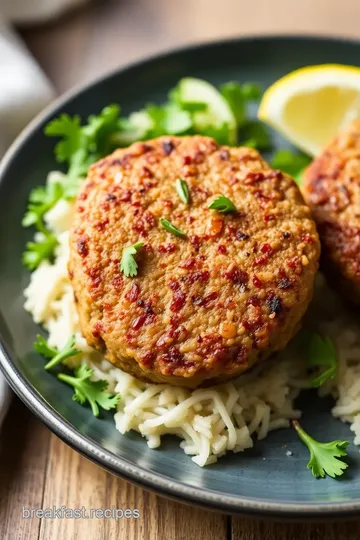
[303, 120, 360, 304]
[69, 136, 320, 387]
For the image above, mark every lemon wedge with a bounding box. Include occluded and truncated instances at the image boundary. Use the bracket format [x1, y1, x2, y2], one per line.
[258, 64, 360, 156]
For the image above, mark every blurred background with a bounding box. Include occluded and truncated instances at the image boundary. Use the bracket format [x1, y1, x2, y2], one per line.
[13, 0, 360, 93]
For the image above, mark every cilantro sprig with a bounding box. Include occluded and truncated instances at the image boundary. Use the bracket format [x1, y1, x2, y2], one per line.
[306, 332, 337, 388]
[22, 233, 58, 270]
[270, 149, 311, 185]
[34, 334, 80, 370]
[120, 242, 144, 277]
[208, 195, 236, 213]
[292, 420, 349, 479]
[58, 364, 120, 417]
[160, 218, 186, 237]
[175, 178, 190, 204]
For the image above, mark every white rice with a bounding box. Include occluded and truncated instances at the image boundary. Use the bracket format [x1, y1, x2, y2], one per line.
[23, 172, 360, 466]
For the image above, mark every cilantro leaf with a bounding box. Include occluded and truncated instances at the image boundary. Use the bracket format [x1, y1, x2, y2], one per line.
[160, 218, 186, 237]
[22, 233, 58, 270]
[120, 242, 144, 277]
[22, 182, 64, 232]
[145, 103, 192, 137]
[175, 178, 190, 204]
[270, 149, 311, 185]
[33, 334, 57, 359]
[292, 420, 349, 478]
[34, 334, 80, 370]
[221, 82, 262, 125]
[238, 120, 271, 150]
[306, 332, 338, 388]
[58, 364, 120, 417]
[208, 195, 236, 213]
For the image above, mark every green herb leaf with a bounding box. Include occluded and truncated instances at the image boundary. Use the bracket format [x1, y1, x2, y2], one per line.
[292, 420, 349, 478]
[208, 195, 236, 213]
[33, 335, 57, 359]
[160, 218, 186, 237]
[175, 178, 190, 204]
[270, 149, 311, 186]
[22, 233, 58, 270]
[221, 82, 262, 125]
[238, 120, 271, 150]
[34, 334, 80, 370]
[22, 182, 64, 232]
[120, 242, 144, 277]
[306, 332, 337, 388]
[58, 364, 120, 417]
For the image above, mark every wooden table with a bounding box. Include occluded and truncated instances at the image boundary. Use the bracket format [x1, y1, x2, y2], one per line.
[2, 0, 360, 538]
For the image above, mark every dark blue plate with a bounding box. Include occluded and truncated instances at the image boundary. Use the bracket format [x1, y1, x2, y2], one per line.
[1, 36, 360, 518]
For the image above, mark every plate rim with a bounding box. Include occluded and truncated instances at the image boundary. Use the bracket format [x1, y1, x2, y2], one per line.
[2, 34, 360, 518]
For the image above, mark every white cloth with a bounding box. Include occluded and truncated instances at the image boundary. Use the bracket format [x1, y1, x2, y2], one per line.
[0, 0, 89, 426]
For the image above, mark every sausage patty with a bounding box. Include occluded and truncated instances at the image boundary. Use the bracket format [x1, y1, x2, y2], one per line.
[69, 136, 320, 387]
[303, 120, 360, 304]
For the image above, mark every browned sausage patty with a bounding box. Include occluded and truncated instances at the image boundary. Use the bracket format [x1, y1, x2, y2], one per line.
[303, 120, 360, 304]
[69, 136, 320, 387]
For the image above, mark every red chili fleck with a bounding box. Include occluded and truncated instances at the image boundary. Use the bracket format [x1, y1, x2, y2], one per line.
[179, 258, 197, 270]
[141, 166, 153, 178]
[112, 275, 124, 290]
[158, 243, 177, 254]
[77, 236, 88, 257]
[254, 255, 268, 266]
[132, 313, 148, 330]
[243, 172, 265, 185]
[181, 270, 210, 285]
[119, 190, 132, 202]
[252, 275, 263, 289]
[160, 346, 188, 372]
[87, 267, 102, 288]
[78, 192, 88, 201]
[268, 170, 283, 180]
[192, 291, 218, 307]
[125, 283, 140, 302]
[218, 244, 227, 254]
[77, 206, 84, 213]
[95, 218, 109, 232]
[183, 155, 192, 165]
[260, 243, 273, 256]
[169, 280, 187, 312]
[92, 322, 104, 338]
[189, 235, 201, 251]
[224, 266, 249, 288]
[300, 233, 315, 244]
[141, 351, 155, 366]
[247, 296, 261, 306]
[264, 214, 276, 223]
[193, 151, 205, 164]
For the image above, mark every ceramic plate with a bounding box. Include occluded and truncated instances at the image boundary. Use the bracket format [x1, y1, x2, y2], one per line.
[1, 36, 360, 518]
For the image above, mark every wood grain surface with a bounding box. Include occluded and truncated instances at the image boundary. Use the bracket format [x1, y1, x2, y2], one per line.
[2, 0, 360, 538]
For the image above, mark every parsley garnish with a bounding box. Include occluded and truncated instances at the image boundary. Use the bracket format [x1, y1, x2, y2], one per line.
[34, 334, 80, 370]
[208, 195, 236, 213]
[160, 218, 186, 237]
[120, 242, 144, 277]
[306, 332, 337, 388]
[175, 178, 190, 204]
[22, 233, 58, 270]
[292, 420, 349, 479]
[270, 149, 311, 185]
[58, 364, 120, 417]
